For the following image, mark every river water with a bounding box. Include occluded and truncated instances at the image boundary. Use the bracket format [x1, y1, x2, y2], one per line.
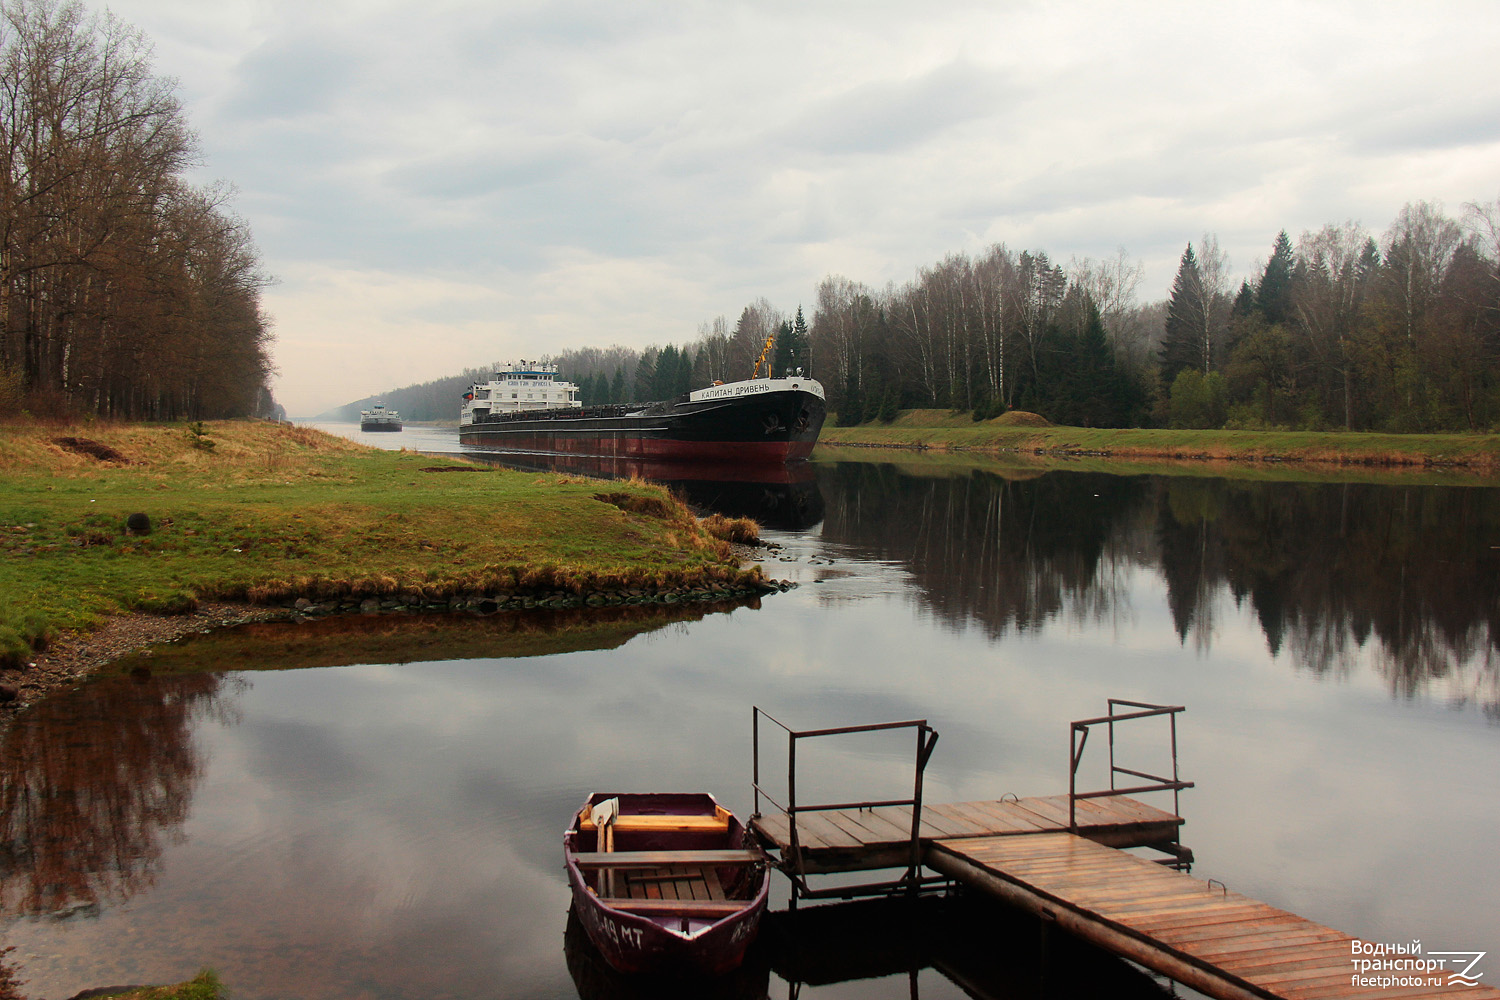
[2, 437, 1497, 999]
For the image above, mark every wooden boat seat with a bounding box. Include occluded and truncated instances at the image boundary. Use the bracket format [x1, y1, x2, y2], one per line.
[572, 849, 762, 868]
[596, 898, 745, 918]
[577, 809, 731, 835]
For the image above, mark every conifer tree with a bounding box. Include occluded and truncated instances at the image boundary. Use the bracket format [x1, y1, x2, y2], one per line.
[1069, 302, 1124, 427]
[1257, 231, 1295, 325]
[840, 367, 864, 426]
[633, 351, 656, 402]
[1160, 245, 1206, 382]
[1231, 280, 1256, 318]
[774, 306, 811, 376]
[652, 345, 679, 399]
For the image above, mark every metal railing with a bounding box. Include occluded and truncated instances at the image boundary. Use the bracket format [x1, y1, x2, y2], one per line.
[752, 707, 940, 900]
[1068, 699, 1193, 835]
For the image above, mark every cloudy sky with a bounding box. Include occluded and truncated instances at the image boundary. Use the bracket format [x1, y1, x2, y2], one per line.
[96, 0, 1500, 416]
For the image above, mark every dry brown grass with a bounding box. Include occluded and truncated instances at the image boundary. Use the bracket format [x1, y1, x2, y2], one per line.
[702, 513, 761, 545]
[0, 418, 366, 476]
[236, 560, 766, 605]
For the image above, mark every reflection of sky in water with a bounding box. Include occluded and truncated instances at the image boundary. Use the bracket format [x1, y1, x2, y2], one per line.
[5, 469, 1499, 999]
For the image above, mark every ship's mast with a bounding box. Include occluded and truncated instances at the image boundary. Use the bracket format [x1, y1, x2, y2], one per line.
[751, 328, 776, 379]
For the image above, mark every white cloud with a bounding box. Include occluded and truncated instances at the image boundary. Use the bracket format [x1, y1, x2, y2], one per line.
[97, 0, 1500, 414]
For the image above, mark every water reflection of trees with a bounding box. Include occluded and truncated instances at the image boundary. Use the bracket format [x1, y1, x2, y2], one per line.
[0, 672, 237, 918]
[1158, 480, 1500, 715]
[818, 464, 1150, 636]
[819, 464, 1500, 716]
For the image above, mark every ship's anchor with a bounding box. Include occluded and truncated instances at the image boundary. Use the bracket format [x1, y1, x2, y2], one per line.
[793, 406, 813, 433]
[762, 412, 784, 435]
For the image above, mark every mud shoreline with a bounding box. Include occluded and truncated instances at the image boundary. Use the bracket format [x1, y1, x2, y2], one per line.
[0, 602, 290, 725]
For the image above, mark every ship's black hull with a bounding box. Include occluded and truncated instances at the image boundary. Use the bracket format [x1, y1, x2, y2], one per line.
[360, 421, 403, 432]
[459, 388, 825, 463]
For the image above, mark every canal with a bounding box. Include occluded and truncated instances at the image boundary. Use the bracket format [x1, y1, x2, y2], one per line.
[2, 442, 1496, 999]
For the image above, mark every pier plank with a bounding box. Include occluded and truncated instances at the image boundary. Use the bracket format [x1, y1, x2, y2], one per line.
[865, 805, 928, 839]
[923, 803, 1002, 837]
[1125, 904, 1285, 931]
[789, 812, 862, 850]
[874, 803, 961, 840]
[970, 800, 1058, 833]
[831, 807, 914, 843]
[1194, 931, 1348, 960]
[1161, 924, 1343, 951]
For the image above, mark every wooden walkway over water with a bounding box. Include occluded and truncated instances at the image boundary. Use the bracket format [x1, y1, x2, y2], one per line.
[753, 806, 1493, 1000]
[749, 705, 1493, 1000]
[928, 832, 1495, 1000]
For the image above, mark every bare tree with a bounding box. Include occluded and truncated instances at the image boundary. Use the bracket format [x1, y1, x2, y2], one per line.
[0, 0, 273, 419]
[1195, 233, 1230, 372]
[1293, 221, 1371, 428]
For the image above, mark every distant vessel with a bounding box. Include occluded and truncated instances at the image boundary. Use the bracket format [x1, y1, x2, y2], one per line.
[359, 401, 402, 432]
[459, 360, 825, 464]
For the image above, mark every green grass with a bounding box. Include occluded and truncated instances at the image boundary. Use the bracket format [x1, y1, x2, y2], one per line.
[0, 420, 763, 666]
[813, 444, 1500, 487]
[819, 412, 1500, 474]
[84, 970, 225, 1000]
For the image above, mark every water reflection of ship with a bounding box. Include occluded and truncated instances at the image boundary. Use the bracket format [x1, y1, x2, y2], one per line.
[564, 904, 770, 1000]
[761, 895, 1179, 1000]
[457, 452, 826, 531]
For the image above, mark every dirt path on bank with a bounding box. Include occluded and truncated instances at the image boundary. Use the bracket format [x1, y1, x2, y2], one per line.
[0, 603, 289, 726]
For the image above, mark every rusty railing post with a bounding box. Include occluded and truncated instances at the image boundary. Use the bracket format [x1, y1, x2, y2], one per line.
[752, 706, 761, 818]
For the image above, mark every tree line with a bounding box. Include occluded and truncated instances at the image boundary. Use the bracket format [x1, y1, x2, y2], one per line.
[0, 0, 275, 422]
[347, 308, 813, 419]
[535, 197, 1497, 433]
[1160, 203, 1500, 431]
[623, 199, 1498, 431]
[359, 194, 1499, 434]
[552, 306, 812, 408]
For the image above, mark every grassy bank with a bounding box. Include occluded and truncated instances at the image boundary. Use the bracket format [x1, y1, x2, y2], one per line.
[819, 410, 1500, 471]
[82, 972, 224, 1000]
[814, 444, 1500, 488]
[0, 420, 766, 667]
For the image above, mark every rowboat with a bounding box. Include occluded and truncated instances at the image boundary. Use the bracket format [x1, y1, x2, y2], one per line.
[563, 792, 770, 975]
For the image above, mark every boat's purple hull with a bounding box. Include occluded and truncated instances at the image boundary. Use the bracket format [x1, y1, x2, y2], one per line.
[563, 792, 770, 976]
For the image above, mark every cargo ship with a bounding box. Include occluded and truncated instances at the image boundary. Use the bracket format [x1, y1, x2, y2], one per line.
[359, 401, 402, 432]
[459, 361, 825, 464]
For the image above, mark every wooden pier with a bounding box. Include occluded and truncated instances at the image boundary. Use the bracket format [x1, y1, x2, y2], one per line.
[928, 832, 1494, 1000]
[749, 704, 1495, 1000]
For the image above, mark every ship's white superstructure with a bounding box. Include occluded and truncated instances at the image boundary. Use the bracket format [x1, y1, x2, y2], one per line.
[461, 361, 581, 426]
